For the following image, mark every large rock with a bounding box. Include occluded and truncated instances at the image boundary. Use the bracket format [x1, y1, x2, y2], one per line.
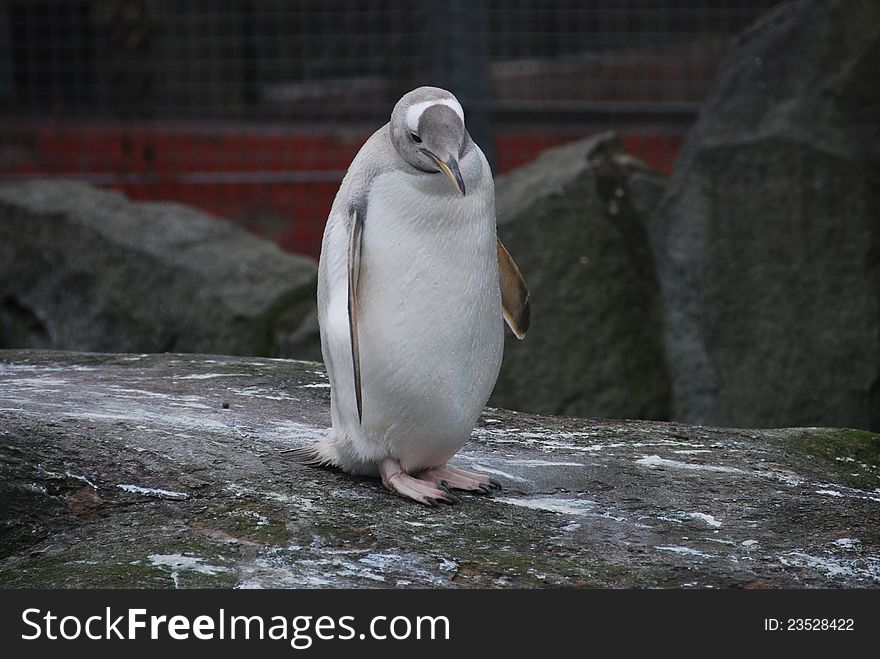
[0, 180, 321, 359]
[2, 349, 878, 588]
[652, 0, 880, 430]
[492, 132, 671, 420]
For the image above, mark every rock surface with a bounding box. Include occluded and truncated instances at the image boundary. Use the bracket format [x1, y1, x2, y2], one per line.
[652, 0, 880, 430]
[492, 132, 671, 421]
[0, 180, 321, 360]
[1, 349, 878, 588]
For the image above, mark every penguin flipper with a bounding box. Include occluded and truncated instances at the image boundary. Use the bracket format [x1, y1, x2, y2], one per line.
[497, 238, 530, 339]
[347, 207, 365, 422]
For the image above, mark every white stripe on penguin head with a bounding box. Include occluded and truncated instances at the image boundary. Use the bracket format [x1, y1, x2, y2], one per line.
[405, 99, 465, 134]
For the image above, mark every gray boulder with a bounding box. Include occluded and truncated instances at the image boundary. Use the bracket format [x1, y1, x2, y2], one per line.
[1, 349, 878, 588]
[0, 180, 320, 359]
[652, 0, 880, 430]
[492, 132, 671, 420]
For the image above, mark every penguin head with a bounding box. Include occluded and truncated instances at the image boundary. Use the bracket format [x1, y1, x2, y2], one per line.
[390, 86, 468, 196]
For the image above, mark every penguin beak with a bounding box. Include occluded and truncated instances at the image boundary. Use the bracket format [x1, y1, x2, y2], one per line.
[425, 151, 466, 196]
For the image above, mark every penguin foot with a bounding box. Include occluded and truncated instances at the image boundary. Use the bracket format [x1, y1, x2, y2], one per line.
[417, 466, 502, 495]
[379, 459, 458, 507]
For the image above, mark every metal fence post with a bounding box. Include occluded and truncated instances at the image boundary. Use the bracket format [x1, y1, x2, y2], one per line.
[429, 0, 495, 171]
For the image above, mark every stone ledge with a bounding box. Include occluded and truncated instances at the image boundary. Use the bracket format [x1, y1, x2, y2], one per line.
[1, 350, 878, 588]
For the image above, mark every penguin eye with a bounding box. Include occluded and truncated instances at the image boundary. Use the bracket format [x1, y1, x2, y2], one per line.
[410, 132, 422, 144]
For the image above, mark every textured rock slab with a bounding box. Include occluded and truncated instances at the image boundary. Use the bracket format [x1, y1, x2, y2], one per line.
[652, 0, 880, 430]
[1, 350, 878, 588]
[493, 132, 671, 421]
[0, 180, 320, 359]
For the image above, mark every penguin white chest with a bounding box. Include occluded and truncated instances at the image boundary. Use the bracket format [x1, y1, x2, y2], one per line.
[355, 170, 503, 467]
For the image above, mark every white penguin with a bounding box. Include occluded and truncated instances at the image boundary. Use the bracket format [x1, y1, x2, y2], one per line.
[297, 86, 530, 506]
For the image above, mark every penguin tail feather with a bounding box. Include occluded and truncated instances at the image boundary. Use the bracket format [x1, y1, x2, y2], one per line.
[285, 439, 339, 469]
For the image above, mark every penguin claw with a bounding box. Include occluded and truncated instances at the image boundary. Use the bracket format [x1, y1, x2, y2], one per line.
[426, 494, 457, 507]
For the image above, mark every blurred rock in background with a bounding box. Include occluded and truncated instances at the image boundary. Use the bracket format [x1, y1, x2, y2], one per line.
[652, 0, 880, 430]
[492, 132, 671, 421]
[0, 181, 321, 360]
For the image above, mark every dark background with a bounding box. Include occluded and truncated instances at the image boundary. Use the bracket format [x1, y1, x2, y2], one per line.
[2, 0, 879, 433]
[0, 0, 776, 255]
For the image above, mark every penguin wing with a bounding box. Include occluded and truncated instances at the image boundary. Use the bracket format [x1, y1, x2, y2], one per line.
[347, 207, 365, 422]
[497, 238, 530, 339]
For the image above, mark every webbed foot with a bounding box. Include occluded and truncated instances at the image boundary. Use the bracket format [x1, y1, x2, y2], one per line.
[379, 459, 458, 507]
[417, 465, 502, 495]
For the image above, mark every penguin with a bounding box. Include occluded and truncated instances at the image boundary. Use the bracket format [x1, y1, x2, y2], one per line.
[296, 86, 530, 506]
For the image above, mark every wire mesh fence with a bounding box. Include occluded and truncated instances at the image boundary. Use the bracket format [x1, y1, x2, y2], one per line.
[1, 0, 779, 256]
